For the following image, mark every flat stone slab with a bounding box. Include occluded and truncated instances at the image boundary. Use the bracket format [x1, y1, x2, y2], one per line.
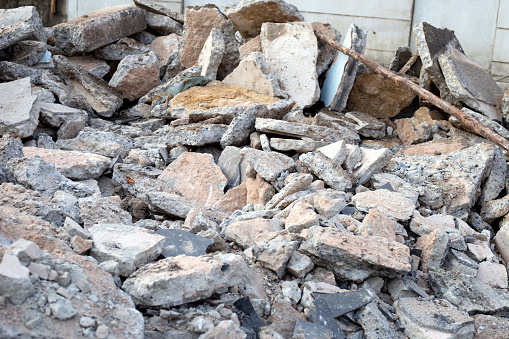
[242, 148, 296, 182]
[299, 152, 353, 191]
[312, 288, 374, 318]
[22, 147, 110, 180]
[144, 191, 195, 218]
[255, 118, 349, 143]
[0, 6, 47, 50]
[299, 226, 411, 282]
[162, 123, 228, 148]
[0, 77, 39, 138]
[89, 223, 165, 277]
[38, 102, 87, 128]
[352, 189, 415, 221]
[52, 5, 146, 55]
[122, 253, 246, 307]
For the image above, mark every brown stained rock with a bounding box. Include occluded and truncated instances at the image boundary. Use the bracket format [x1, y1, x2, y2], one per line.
[224, 218, 283, 249]
[67, 56, 110, 78]
[71, 235, 92, 255]
[22, 147, 110, 180]
[352, 189, 415, 221]
[474, 314, 509, 339]
[246, 174, 275, 205]
[400, 137, 468, 156]
[357, 209, 398, 242]
[213, 182, 247, 213]
[476, 262, 508, 289]
[149, 34, 181, 65]
[158, 152, 227, 208]
[239, 35, 262, 58]
[285, 202, 319, 233]
[225, 0, 303, 39]
[395, 117, 431, 145]
[347, 72, 417, 118]
[52, 5, 146, 55]
[415, 229, 449, 272]
[299, 226, 411, 282]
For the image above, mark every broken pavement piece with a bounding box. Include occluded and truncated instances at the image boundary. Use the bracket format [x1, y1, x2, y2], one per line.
[197, 28, 225, 81]
[415, 229, 449, 272]
[0, 6, 47, 50]
[242, 147, 295, 182]
[144, 192, 195, 219]
[352, 189, 415, 221]
[357, 302, 399, 339]
[261, 22, 319, 108]
[162, 123, 228, 148]
[10, 40, 47, 67]
[312, 288, 374, 318]
[307, 298, 346, 339]
[476, 261, 508, 289]
[0, 77, 39, 138]
[94, 37, 150, 61]
[156, 229, 214, 258]
[144, 11, 183, 36]
[395, 117, 432, 145]
[225, 218, 283, 249]
[357, 209, 398, 242]
[321, 24, 367, 112]
[52, 5, 146, 55]
[299, 226, 411, 282]
[293, 319, 334, 339]
[353, 147, 393, 185]
[299, 152, 353, 192]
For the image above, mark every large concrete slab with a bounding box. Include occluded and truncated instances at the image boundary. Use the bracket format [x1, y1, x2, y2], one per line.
[0, 6, 47, 50]
[0, 78, 39, 138]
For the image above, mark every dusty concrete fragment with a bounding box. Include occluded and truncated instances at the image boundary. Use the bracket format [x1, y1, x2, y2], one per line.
[413, 22, 464, 104]
[353, 189, 415, 221]
[109, 51, 160, 101]
[134, 0, 183, 23]
[317, 140, 348, 166]
[313, 22, 341, 76]
[22, 147, 110, 180]
[266, 173, 313, 209]
[223, 51, 287, 98]
[269, 138, 328, 153]
[247, 232, 298, 278]
[149, 34, 180, 66]
[221, 105, 267, 148]
[311, 112, 362, 144]
[440, 48, 503, 121]
[256, 118, 350, 143]
[261, 22, 319, 107]
[0, 6, 47, 50]
[198, 28, 225, 80]
[299, 226, 411, 282]
[286, 252, 314, 279]
[395, 117, 432, 145]
[0, 253, 35, 305]
[163, 123, 228, 148]
[94, 37, 149, 61]
[357, 209, 398, 241]
[347, 72, 417, 118]
[239, 35, 262, 58]
[321, 24, 367, 112]
[52, 5, 146, 55]
[158, 152, 227, 207]
[372, 173, 419, 205]
[0, 77, 39, 138]
[226, 0, 303, 39]
[7, 239, 41, 265]
[200, 320, 247, 339]
[71, 235, 92, 254]
[38, 102, 87, 129]
[63, 217, 90, 239]
[357, 302, 399, 339]
[416, 229, 449, 272]
[476, 262, 508, 289]
[429, 269, 509, 315]
[480, 194, 509, 222]
[123, 253, 246, 307]
[473, 314, 509, 339]
[395, 298, 474, 339]
[285, 202, 319, 233]
[218, 146, 243, 189]
[156, 229, 213, 258]
[145, 11, 183, 36]
[145, 192, 194, 218]
[10, 40, 47, 66]
[78, 195, 132, 228]
[225, 218, 283, 249]
[242, 148, 295, 182]
[353, 147, 393, 185]
[494, 222, 509, 264]
[51, 56, 122, 117]
[68, 56, 110, 78]
[89, 223, 164, 277]
[300, 152, 353, 191]
[246, 174, 275, 205]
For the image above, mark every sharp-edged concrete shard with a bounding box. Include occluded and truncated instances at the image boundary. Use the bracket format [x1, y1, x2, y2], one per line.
[321, 24, 367, 112]
[0, 6, 47, 50]
[439, 48, 504, 121]
[0, 78, 39, 138]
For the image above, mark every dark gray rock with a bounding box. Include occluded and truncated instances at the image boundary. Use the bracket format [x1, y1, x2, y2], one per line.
[308, 299, 346, 339]
[312, 288, 374, 318]
[156, 229, 213, 258]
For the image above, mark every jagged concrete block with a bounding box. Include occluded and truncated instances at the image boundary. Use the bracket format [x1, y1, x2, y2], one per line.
[0, 77, 39, 138]
[0, 6, 47, 50]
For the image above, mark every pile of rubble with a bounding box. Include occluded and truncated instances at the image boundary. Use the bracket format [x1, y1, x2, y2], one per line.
[1, 0, 509, 338]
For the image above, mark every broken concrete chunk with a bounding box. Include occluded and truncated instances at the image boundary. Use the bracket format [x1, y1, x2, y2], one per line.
[94, 37, 150, 61]
[317, 140, 348, 167]
[10, 40, 47, 66]
[299, 226, 411, 282]
[286, 252, 314, 279]
[89, 223, 164, 277]
[63, 217, 90, 240]
[270, 138, 328, 154]
[440, 48, 503, 121]
[52, 5, 146, 55]
[357, 302, 398, 339]
[123, 253, 246, 307]
[256, 118, 351, 143]
[395, 117, 431, 145]
[313, 22, 341, 77]
[321, 24, 367, 112]
[307, 298, 346, 338]
[476, 262, 508, 289]
[133, 0, 183, 23]
[416, 229, 449, 272]
[357, 209, 398, 242]
[314, 288, 374, 318]
[247, 232, 298, 278]
[162, 123, 228, 148]
[144, 11, 183, 36]
[226, 0, 303, 39]
[0, 6, 47, 50]
[149, 34, 181, 66]
[293, 319, 334, 339]
[242, 148, 295, 182]
[198, 28, 225, 81]
[223, 51, 287, 98]
[352, 189, 415, 221]
[67, 56, 111, 79]
[395, 298, 474, 339]
[221, 105, 267, 148]
[285, 202, 319, 233]
[0, 77, 39, 138]
[353, 147, 393, 185]
[480, 194, 509, 222]
[300, 152, 353, 192]
[78, 195, 132, 228]
[6, 239, 41, 265]
[225, 218, 283, 249]
[144, 192, 194, 219]
[38, 102, 87, 128]
[494, 222, 509, 263]
[156, 229, 214, 258]
[261, 22, 319, 108]
[158, 152, 226, 207]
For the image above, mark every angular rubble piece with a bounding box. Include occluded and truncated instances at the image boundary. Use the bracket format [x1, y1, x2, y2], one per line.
[144, 11, 183, 36]
[123, 253, 246, 307]
[473, 314, 509, 339]
[415, 229, 449, 272]
[225, 0, 303, 39]
[270, 138, 329, 153]
[239, 34, 262, 58]
[0, 253, 35, 305]
[242, 148, 295, 182]
[503, 90, 509, 124]
[311, 112, 362, 144]
[439, 48, 504, 121]
[155, 229, 214, 258]
[111, 164, 164, 198]
[89, 223, 164, 277]
[494, 222, 509, 263]
[94, 37, 150, 61]
[352, 189, 415, 221]
[385, 141, 496, 219]
[300, 152, 353, 192]
[313, 288, 374, 319]
[320, 24, 367, 112]
[63, 217, 90, 239]
[197, 28, 225, 81]
[78, 195, 132, 228]
[10, 40, 47, 66]
[162, 123, 228, 148]
[5, 156, 94, 198]
[389, 46, 413, 72]
[223, 51, 287, 98]
[260, 22, 319, 108]
[293, 320, 334, 339]
[0, 77, 39, 138]
[22, 147, 110, 180]
[299, 226, 411, 282]
[7, 238, 42, 265]
[52, 5, 146, 55]
[109, 51, 160, 101]
[285, 202, 319, 233]
[307, 298, 346, 339]
[353, 147, 393, 185]
[200, 320, 247, 339]
[144, 192, 195, 219]
[265, 173, 313, 209]
[372, 173, 419, 205]
[0, 6, 47, 50]
[221, 104, 268, 148]
[148, 34, 181, 66]
[67, 56, 110, 78]
[456, 107, 509, 140]
[313, 22, 341, 77]
[246, 232, 298, 278]
[38, 102, 87, 136]
[51, 56, 122, 118]
[157, 152, 227, 208]
[394, 298, 474, 339]
[481, 194, 509, 222]
[133, 0, 183, 23]
[343, 111, 387, 139]
[428, 268, 509, 315]
[317, 140, 348, 166]
[246, 174, 275, 205]
[357, 302, 399, 339]
[347, 72, 417, 118]
[286, 252, 314, 279]
[213, 182, 248, 212]
[395, 117, 431, 145]
[218, 146, 243, 189]
[413, 22, 464, 105]
[225, 218, 283, 249]
[476, 262, 508, 289]
[357, 209, 398, 242]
